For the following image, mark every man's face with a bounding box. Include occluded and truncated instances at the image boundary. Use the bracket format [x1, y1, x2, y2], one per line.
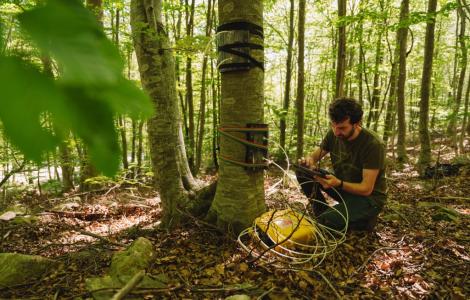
[331, 118, 356, 140]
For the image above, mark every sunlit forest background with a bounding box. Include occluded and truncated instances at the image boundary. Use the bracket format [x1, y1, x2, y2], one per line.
[0, 0, 468, 194]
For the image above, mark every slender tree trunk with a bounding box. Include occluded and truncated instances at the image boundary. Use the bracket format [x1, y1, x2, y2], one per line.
[118, 117, 129, 170]
[396, 0, 410, 163]
[113, 8, 129, 172]
[207, 0, 266, 233]
[80, 0, 103, 191]
[280, 0, 295, 156]
[185, 0, 196, 172]
[459, 68, 470, 152]
[86, 0, 103, 25]
[296, 0, 306, 160]
[335, 0, 347, 98]
[447, 6, 467, 149]
[136, 120, 144, 174]
[131, 119, 136, 164]
[195, 0, 214, 174]
[40, 55, 74, 192]
[418, 0, 438, 172]
[367, 33, 383, 128]
[357, 17, 364, 106]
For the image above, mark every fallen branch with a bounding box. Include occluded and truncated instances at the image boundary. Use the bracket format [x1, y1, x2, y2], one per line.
[76, 229, 124, 247]
[111, 270, 145, 300]
[0, 161, 25, 188]
[422, 195, 470, 201]
[190, 283, 255, 293]
[45, 210, 107, 221]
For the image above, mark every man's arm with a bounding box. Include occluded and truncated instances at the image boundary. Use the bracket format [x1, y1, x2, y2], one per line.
[315, 168, 379, 197]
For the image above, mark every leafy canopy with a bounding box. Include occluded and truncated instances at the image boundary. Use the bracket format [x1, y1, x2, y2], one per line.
[0, 0, 153, 176]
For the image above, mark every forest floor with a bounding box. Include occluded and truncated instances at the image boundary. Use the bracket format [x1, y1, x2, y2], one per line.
[0, 150, 469, 299]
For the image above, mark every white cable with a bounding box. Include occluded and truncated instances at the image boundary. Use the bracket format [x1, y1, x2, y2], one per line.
[237, 155, 349, 267]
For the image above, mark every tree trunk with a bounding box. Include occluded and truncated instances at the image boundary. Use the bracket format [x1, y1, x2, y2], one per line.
[279, 0, 295, 156]
[396, 0, 409, 163]
[418, 0, 438, 173]
[136, 119, 144, 175]
[459, 67, 470, 152]
[335, 0, 347, 98]
[131, 0, 188, 226]
[195, 0, 214, 174]
[86, 0, 103, 26]
[357, 17, 364, 106]
[185, 0, 196, 173]
[367, 33, 383, 128]
[80, 0, 103, 191]
[131, 119, 136, 164]
[296, 0, 306, 160]
[118, 117, 129, 170]
[40, 55, 75, 192]
[206, 0, 266, 233]
[447, 6, 467, 148]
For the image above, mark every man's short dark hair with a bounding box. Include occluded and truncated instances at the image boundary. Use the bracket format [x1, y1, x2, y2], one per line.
[328, 97, 363, 124]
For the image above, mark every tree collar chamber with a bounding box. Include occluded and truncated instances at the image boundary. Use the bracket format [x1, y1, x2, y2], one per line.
[218, 124, 269, 172]
[216, 21, 264, 73]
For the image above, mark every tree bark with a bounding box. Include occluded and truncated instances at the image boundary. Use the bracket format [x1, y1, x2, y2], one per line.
[296, 0, 306, 160]
[40, 55, 75, 192]
[418, 0, 438, 173]
[206, 0, 266, 233]
[396, 0, 409, 163]
[447, 6, 467, 149]
[367, 33, 383, 129]
[79, 0, 104, 191]
[335, 0, 347, 98]
[131, 0, 189, 226]
[185, 0, 196, 173]
[279, 0, 295, 156]
[459, 66, 470, 152]
[195, 0, 214, 174]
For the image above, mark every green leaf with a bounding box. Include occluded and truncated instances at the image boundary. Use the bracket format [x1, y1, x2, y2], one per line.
[18, 0, 123, 85]
[94, 78, 153, 119]
[57, 88, 120, 176]
[0, 56, 65, 161]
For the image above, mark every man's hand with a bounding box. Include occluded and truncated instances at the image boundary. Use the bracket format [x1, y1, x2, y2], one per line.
[298, 156, 317, 169]
[314, 174, 341, 190]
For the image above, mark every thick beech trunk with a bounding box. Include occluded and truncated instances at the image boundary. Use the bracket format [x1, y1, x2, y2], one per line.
[206, 0, 266, 233]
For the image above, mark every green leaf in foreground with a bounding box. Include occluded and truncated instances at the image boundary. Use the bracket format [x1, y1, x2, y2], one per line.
[0, 57, 65, 162]
[18, 0, 123, 85]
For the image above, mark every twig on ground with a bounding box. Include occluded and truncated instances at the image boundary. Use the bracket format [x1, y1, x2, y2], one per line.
[257, 286, 275, 299]
[354, 247, 403, 274]
[104, 184, 121, 197]
[111, 270, 145, 300]
[76, 229, 124, 247]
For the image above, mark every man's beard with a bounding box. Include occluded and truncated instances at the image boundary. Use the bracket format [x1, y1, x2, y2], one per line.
[338, 126, 355, 140]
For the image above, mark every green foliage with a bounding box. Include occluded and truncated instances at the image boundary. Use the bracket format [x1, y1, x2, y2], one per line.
[40, 179, 61, 195]
[0, 0, 153, 176]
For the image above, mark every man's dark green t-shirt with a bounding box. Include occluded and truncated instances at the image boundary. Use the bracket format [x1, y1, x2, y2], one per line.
[320, 128, 387, 207]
